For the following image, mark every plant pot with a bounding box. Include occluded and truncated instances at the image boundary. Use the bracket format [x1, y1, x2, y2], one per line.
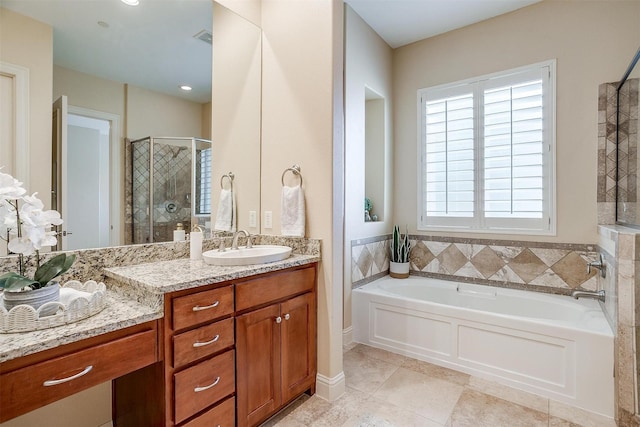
[389, 261, 410, 279]
[2, 282, 61, 316]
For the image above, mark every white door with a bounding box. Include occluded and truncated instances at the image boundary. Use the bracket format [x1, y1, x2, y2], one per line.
[66, 113, 112, 250]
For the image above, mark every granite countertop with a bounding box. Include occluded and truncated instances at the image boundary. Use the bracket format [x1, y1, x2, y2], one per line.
[0, 253, 320, 364]
[0, 291, 161, 364]
[103, 254, 320, 294]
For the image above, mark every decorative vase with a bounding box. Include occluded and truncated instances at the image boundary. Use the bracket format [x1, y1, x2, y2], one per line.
[2, 282, 61, 316]
[389, 261, 410, 279]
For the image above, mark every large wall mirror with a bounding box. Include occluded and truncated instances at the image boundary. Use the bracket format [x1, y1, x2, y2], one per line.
[0, 0, 261, 253]
[616, 47, 640, 226]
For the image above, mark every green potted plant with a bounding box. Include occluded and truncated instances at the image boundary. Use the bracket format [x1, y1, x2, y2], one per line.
[390, 225, 411, 278]
[0, 171, 76, 315]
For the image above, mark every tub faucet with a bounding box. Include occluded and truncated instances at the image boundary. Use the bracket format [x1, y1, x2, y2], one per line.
[587, 254, 606, 278]
[571, 289, 605, 303]
[231, 229, 252, 250]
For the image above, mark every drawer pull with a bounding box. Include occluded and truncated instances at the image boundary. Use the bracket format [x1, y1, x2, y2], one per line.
[193, 334, 220, 348]
[194, 376, 220, 393]
[275, 316, 282, 324]
[284, 313, 290, 320]
[43, 365, 93, 386]
[192, 301, 220, 312]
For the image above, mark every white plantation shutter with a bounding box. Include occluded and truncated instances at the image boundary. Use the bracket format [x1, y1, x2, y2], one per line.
[418, 61, 555, 234]
[424, 91, 475, 218]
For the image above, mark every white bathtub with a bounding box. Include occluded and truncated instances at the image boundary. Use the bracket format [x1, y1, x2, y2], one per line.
[352, 276, 614, 418]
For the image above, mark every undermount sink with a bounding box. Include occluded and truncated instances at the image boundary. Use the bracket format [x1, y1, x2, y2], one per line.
[202, 245, 292, 266]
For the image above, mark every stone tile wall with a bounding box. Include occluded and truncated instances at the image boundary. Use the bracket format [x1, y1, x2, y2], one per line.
[598, 79, 640, 225]
[352, 235, 598, 294]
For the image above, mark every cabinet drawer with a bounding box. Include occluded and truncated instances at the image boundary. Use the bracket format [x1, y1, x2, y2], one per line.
[236, 266, 316, 311]
[173, 317, 234, 368]
[174, 350, 235, 424]
[0, 326, 157, 422]
[173, 285, 234, 330]
[182, 396, 235, 427]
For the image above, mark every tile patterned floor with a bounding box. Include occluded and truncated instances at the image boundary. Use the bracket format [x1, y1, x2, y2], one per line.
[262, 344, 615, 427]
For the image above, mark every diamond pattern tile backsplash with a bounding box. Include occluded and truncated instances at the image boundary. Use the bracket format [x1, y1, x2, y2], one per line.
[351, 235, 598, 294]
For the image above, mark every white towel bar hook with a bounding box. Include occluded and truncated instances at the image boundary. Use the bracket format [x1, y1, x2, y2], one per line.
[281, 165, 303, 186]
[220, 172, 234, 190]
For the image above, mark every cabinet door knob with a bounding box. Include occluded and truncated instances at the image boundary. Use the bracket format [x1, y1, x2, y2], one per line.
[193, 334, 220, 348]
[275, 316, 282, 324]
[192, 300, 220, 311]
[194, 376, 220, 393]
[284, 313, 290, 321]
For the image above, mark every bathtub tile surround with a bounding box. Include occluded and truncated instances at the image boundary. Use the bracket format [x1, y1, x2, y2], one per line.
[351, 235, 391, 286]
[266, 344, 612, 427]
[351, 235, 598, 294]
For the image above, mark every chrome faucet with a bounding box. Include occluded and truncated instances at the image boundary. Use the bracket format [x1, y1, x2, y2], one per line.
[587, 254, 606, 278]
[571, 289, 606, 303]
[231, 229, 252, 250]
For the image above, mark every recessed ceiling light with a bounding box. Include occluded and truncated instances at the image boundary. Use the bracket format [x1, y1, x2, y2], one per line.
[121, 0, 139, 6]
[180, 85, 192, 91]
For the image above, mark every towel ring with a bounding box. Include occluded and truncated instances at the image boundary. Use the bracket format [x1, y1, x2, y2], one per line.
[281, 165, 303, 186]
[220, 172, 234, 190]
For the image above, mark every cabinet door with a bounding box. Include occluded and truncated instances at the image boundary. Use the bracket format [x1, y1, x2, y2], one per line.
[236, 304, 281, 427]
[281, 292, 316, 403]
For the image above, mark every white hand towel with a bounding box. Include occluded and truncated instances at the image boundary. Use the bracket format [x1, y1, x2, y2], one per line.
[281, 185, 305, 237]
[214, 189, 236, 232]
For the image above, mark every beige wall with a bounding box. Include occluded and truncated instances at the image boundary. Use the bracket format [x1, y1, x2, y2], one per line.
[126, 86, 204, 140]
[343, 5, 393, 333]
[215, 0, 262, 28]
[212, 1, 262, 232]
[394, 0, 640, 244]
[53, 65, 125, 121]
[261, 0, 344, 396]
[0, 7, 52, 208]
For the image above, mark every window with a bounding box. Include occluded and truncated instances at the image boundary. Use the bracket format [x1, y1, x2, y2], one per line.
[418, 61, 555, 234]
[196, 147, 212, 216]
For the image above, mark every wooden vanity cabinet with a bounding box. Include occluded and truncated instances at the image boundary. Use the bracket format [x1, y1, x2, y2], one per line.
[235, 265, 317, 427]
[1, 321, 159, 423]
[164, 284, 236, 426]
[113, 263, 317, 427]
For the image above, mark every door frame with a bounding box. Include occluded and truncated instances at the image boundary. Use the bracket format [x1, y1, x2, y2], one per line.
[67, 106, 122, 247]
[0, 61, 30, 188]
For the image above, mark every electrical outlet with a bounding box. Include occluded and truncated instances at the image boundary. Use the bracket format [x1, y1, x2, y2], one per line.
[249, 211, 257, 228]
[264, 211, 273, 229]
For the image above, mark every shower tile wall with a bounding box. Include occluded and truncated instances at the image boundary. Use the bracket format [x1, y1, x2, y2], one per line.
[351, 235, 598, 294]
[597, 78, 640, 426]
[598, 79, 639, 224]
[125, 140, 193, 244]
[151, 144, 192, 242]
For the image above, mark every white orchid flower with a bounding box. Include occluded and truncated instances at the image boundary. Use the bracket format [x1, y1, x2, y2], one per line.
[0, 171, 26, 202]
[7, 236, 35, 255]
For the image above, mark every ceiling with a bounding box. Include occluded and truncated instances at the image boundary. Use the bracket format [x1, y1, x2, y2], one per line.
[1, 0, 212, 103]
[1, 0, 542, 103]
[344, 0, 542, 48]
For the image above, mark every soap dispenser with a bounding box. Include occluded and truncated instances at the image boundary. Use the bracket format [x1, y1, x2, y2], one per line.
[173, 223, 186, 242]
[190, 225, 203, 260]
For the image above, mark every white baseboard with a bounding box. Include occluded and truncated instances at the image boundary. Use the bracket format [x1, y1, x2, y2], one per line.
[342, 326, 353, 347]
[315, 371, 346, 402]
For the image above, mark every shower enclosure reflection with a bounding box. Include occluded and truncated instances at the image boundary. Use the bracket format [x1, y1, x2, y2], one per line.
[128, 137, 212, 244]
